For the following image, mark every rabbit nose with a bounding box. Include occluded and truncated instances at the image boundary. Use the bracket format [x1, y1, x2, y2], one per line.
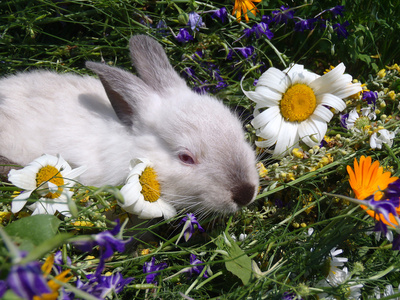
[232, 182, 256, 207]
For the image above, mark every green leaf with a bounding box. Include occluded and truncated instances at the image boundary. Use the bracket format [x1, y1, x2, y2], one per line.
[219, 233, 253, 285]
[4, 215, 62, 251]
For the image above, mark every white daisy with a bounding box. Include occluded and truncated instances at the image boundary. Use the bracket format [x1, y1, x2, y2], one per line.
[370, 128, 398, 149]
[8, 154, 87, 217]
[242, 63, 361, 157]
[325, 247, 349, 285]
[119, 158, 176, 220]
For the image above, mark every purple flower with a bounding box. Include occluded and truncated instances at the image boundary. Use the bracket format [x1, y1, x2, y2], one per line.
[272, 6, 294, 24]
[211, 7, 227, 23]
[6, 261, 51, 299]
[252, 22, 274, 39]
[183, 67, 197, 79]
[187, 12, 203, 31]
[179, 213, 205, 242]
[143, 257, 168, 284]
[243, 27, 253, 38]
[88, 273, 134, 298]
[186, 254, 208, 278]
[365, 195, 400, 228]
[74, 220, 131, 276]
[227, 46, 255, 60]
[0, 281, 7, 298]
[156, 20, 168, 36]
[54, 250, 71, 274]
[374, 220, 388, 236]
[333, 21, 350, 38]
[66, 272, 133, 299]
[294, 18, 317, 32]
[329, 5, 345, 17]
[176, 28, 194, 43]
[340, 113, 349, 129]
[261, 15, 273, 25]
[384, 180, 400, 199]
[362, 91, 378, 107]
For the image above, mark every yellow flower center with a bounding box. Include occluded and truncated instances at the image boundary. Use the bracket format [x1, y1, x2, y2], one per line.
[36, 165, 64, 199]
[139, 167, 161, 203]
[280, 84, 317, 122]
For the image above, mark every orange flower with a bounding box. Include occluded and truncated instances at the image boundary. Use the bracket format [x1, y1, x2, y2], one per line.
[232, 0, 262, 22]
[347, 155, 400, 227]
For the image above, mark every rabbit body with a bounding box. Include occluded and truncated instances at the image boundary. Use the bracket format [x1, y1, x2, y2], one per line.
[0, 35, 259, 215]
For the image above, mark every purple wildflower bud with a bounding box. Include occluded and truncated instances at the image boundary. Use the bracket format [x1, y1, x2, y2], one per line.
[282, 291, 303, 299]
[319, 138, 328, 148]
[294, 18, 317, 32]
[238, 46, 255, 58]
[392, 234, 400, 251]
[340, 113, 349, 129]
[176, 28, 194, 43]
[243, 27, 254, 38]
[179, 213, 205, 242]
[211, 7, 227, 23]
[186, 254, 208, 278]
[7, 261, 51, 299]
[252, 22, 274, 39]
[156, 20, 168, 36]
[194, 85, 209, 95]
[272, 6, 294, 24]
[143, 257, 168, 284]
[362, 91, 378, 106]
[374, 220, 388, 236]
[0, 281, 7, 298]
[54, 250, 72, 274]
[329, 5, 345, 17]
[183, 67, 197, 79]
[333, 21, 350, 38]
[187, 12, 203, 31]
[253, 79, 258, 86]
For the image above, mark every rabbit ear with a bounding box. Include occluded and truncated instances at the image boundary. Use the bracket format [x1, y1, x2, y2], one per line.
[86, 61, 150, 127]
[129, 35, 187, 93]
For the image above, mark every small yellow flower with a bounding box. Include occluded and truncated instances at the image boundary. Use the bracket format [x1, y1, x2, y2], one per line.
[377, 68, 386, 78]
[256, 162, 268, 178]
[292, 148, 305, 159]
[141, 248, 151, 256]
[387, 90, 396, 100]
[0, 211, 12, 223]
[386, 63, 400, 72]
[232, 0, 262, 22]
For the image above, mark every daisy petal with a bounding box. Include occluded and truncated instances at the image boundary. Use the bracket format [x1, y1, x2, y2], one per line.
[317, 93, 346, 112]
[257, 67, 290, 93]
[251, 106, 280, 130]
[273, 121, 299, 156]
[312, 105, 334, 122]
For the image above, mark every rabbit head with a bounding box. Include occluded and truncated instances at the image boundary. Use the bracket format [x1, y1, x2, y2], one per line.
[86, 35, 259, 216]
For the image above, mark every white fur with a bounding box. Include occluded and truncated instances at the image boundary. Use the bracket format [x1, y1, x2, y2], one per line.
[0, 35, 259, 216]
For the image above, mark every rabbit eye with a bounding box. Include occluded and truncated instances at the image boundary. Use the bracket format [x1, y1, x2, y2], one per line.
[178, 150, 196, 165]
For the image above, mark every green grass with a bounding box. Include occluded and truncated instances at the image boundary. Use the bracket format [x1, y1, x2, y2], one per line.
[1, 0, 400, 299]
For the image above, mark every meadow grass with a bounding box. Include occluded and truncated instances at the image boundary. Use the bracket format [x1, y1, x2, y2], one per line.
[1, 0, 400, 299]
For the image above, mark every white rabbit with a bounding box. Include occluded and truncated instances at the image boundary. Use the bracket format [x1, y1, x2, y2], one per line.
[0, 35, 259, 216]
